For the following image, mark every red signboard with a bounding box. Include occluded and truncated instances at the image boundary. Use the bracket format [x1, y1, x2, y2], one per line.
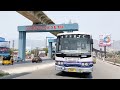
[26, 25, 64, 31]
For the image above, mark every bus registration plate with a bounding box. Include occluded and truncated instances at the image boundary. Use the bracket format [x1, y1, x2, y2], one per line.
[68, 68, 76, 72]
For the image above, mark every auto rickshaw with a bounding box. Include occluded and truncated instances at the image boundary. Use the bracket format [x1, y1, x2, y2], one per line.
[2, 55, 14, 65]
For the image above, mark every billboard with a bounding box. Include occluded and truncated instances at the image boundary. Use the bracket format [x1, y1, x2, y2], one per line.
[18, 23, 79, 32]
[0, 41, 10, 48]
[99, 35, 111, 47]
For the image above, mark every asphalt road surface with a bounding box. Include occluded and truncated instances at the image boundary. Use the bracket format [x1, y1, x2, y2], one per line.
[13, 59, 120, 79]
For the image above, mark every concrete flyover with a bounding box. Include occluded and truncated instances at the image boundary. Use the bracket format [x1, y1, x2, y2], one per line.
[17, 11, 63, 36]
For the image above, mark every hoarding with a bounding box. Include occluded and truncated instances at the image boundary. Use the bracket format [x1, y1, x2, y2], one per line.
[18, 23, 79, 32]
[99, 35, 111, 47]
[0, 41, 10, 48]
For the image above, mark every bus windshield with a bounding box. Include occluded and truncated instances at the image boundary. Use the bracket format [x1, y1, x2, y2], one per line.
[56, 34, 91, 54]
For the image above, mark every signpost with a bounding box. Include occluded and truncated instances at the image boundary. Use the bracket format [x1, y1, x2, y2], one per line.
[18, 23, 79, 32]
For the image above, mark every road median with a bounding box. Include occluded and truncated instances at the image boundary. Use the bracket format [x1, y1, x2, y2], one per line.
[0, 62, 54, 79]
[98, 58, 120, 67]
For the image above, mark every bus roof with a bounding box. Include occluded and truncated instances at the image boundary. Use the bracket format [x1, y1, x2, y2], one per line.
[57, 31, 92, 36]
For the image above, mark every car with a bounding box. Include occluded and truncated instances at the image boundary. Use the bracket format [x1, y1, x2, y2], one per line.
[32, 56, 42, 63]
[14, 57, 23, 62]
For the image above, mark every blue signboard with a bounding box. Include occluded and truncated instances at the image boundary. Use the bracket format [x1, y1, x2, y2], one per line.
[48, 39, 56, 43]
[18, 23, 79, 32]
[0, 37, 5, 42]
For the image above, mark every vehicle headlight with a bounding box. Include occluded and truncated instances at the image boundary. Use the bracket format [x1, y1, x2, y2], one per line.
[81, 63, 85, 66]
[60, 62, 64, 65]
[85, 63, 89, 66]
[58, 62, 61, 65]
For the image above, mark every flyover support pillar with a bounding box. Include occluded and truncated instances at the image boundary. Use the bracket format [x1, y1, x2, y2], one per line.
[48, 42, 52, 59]
[18, 31, 26, 61]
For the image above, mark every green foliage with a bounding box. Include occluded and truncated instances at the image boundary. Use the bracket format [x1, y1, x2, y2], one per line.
[9, 48, 18, 55]
[43, 48, 48, 56]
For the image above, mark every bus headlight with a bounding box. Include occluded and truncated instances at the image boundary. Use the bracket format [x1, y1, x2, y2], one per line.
[58, 62, 61, 65]
[81, 63, 85, 66]
[56, 61, 64, 65]
[60, 62, 64, 65]
[85, 63, 89, 66]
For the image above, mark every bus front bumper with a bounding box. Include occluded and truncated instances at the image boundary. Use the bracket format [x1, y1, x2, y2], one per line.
[55, 65, 93, 73]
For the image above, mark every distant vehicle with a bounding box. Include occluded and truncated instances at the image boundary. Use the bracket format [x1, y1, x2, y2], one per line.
[32, 56, 42, 63]
[52, 50, 55, 60]
[0, 45, 14, 65]
[14, 57, 23, 62]
[2, 55, 14, 65]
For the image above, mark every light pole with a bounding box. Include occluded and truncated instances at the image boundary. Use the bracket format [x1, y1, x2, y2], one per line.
[113, 40, 116, 64]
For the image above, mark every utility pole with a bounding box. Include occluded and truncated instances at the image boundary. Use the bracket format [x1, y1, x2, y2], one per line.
[100, 48, 102, 59]
[113, 40, 116, 64]
[46, 37, 47, 48]
[12, 40, 14, 50]
[104, 46, 106, 58]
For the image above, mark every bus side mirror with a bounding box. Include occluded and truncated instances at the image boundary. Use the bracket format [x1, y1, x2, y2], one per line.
[91, 39, 93, 44]
[91, 39, 93, 52]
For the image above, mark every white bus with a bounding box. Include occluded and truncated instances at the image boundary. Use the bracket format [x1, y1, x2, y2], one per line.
[55, 31, 94, 74]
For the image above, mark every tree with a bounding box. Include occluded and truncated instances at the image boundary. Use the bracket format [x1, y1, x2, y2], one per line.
[9, 48, 18, 55]
[9, 49, 13, 55]
[31, 49, 35, 54]
[43, 48, 48, 56]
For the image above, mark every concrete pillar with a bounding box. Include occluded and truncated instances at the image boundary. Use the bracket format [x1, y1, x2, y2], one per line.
[48, 42, 52, 59]
[18, 31, 26, 61]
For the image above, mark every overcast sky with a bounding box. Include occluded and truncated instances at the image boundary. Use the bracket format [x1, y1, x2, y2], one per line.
[0, 11, 120, 41]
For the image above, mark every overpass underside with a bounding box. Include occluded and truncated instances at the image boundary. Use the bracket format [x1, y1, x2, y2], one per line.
[17, 11, 63, 36]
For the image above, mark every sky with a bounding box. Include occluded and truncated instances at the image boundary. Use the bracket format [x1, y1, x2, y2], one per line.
[0, 11, 120, 45]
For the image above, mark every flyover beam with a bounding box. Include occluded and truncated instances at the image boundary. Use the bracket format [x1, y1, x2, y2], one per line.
[17, 11, 63, 36]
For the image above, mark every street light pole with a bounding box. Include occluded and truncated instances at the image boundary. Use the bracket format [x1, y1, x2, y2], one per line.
[113, 40, 116, 64]
[46, 37, 47, 48]
[104, 46, 106, 58]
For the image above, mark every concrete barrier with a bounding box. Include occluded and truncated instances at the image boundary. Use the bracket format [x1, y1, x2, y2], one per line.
[2, 62, 54, 74]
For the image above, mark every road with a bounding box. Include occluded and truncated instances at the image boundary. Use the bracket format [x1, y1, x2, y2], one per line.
[12, 59, 120, 79]
[0, 58, 52, 70]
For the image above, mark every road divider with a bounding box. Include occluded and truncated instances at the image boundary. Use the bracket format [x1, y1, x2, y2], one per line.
[98, 58, 120, 67]
[2, 62, 55, 74]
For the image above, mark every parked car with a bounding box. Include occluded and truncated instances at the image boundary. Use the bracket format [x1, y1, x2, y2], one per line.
[32, 56, 42, 63]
